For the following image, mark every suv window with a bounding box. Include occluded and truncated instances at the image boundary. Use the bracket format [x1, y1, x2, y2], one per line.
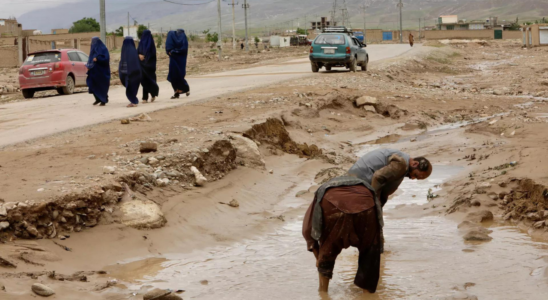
[23, 52, 61, 66]
[68, 52, 81, 62]
[77, 52, 89, 62]
[352, 38, 360, 46]
[314, 34, 346, 45]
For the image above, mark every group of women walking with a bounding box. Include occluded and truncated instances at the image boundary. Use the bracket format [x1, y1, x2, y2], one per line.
[85, 29, 191, 107]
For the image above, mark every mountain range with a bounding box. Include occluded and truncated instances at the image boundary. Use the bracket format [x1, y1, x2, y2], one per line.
[16, 0, 548, 35]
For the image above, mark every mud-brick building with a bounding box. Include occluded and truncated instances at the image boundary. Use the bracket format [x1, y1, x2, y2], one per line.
[522, 24, 548, 47]
[0, 19, 22, 37]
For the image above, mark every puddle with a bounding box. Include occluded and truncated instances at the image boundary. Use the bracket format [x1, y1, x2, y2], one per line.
[106, 167, 548, 300]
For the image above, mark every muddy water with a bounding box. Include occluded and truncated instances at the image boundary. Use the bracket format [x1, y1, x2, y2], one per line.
[107, 166, 548, 300]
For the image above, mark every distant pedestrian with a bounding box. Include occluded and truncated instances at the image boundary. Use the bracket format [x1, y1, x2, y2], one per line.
[409, 33, 414, 47]
[138, 30, 159, 103]
[86, 37, 110, 106]
[240, 43, 244, 50]
[166, 29, 190, 99]
[119, 37, 142, 108]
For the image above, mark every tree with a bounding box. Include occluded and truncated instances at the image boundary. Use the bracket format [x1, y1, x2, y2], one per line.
[156, 34, 163, 48]
[137, 24, 148, 39]
[254, 36, 260, 44]
[188, 34, 199, 42]
[297, 27, 307, 35]
[206, 32, 219, 43]
[113, 26, 124, 37]
[69, 17, 100, 33]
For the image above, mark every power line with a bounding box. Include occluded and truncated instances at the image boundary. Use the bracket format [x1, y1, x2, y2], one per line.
[162, 0, 215, 5]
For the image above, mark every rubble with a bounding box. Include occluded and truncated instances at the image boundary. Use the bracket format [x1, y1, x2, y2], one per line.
[31, 283, 55, 297]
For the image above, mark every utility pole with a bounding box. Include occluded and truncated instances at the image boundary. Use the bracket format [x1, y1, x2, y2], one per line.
[419, 18, 421, 42]
[217, 0, 222, 60]
[127, 12, 130, 37]
[398, 0, 403, 43]
[230, 0, 236, 50]
[99, 0, 106, 42]
[362, 3, 367, 43]
[243, 0, 249, 51]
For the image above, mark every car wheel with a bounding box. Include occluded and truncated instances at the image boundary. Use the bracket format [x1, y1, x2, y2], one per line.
[326, 66, 332, 71]
[361, 58, 368, 71]
[61, 76, 75, 95]
[349, 57, 357, 72]
[22, 89, 35, 99]
[311, 62, 319, 73]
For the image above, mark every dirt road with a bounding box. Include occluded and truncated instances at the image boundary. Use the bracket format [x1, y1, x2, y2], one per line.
[0, 44, 413, 148]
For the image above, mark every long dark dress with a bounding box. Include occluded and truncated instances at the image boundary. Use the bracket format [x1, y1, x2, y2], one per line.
[119, 37, 142, 105]
[86, 37, 110, 104]
[166, 29, 190, 95]
[137, 30, 159, 100]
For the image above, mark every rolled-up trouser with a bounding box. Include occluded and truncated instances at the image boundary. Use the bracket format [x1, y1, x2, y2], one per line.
[316, 196, 381, 293]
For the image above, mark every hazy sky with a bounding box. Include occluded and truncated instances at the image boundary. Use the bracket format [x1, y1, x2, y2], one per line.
[0, 0, 81, 18]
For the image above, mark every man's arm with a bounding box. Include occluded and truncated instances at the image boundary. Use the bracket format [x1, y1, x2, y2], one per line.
[371, 154, 408, 206]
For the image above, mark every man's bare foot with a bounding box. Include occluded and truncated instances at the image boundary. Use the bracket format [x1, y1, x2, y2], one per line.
[127, 104, 138, 108]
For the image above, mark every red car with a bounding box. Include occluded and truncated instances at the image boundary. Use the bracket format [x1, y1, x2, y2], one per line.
[18, 49, 90, 99]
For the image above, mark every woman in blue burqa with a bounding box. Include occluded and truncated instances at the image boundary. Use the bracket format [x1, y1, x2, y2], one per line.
[119, 37, 142, 108]
[166, 29, 190, 99]
[86, 37, 110, 106]
[138, 30, 159, 103]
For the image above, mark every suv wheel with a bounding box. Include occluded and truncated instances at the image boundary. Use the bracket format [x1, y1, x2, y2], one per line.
[60, 76, 75, 95]
[326, 66, 332, 71]
[311, 62, 319, 73]
[361, 57, 368, 71]
[22, 89, 35, 99]
[349, 57, 357, 72]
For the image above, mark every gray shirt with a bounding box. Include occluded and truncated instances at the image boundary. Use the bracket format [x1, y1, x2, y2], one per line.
[348, 148, 410, 184]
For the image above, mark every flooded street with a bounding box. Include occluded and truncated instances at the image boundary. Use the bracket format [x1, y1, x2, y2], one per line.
[105, 165, 548, 299]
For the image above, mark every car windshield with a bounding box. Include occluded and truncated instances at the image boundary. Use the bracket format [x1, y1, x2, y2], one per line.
[23, 52, 61, 66]
[315, 34, 346, 45]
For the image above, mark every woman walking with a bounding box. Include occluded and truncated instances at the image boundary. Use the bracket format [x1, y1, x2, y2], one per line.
[119, 37, 142, 108]
[138, 30, 159, 103]
[166, 29, 190, 99]
[86, 37, 110, 106]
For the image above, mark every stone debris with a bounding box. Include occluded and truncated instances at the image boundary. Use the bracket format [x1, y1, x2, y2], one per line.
[463, 230, 493, 241]
[103, 166, 116, 174]
[121, 119, 130, 125]
[140, 142, 158, 153]
[120, 200, 167, 229]
[191, 166, 207, 187]
[228, 133, 266, 169]
[355, 96, 377, 107]
[466, 210, 494, 223]
[31, 283, 55, 297]
[0, 255, 17, 268]
[130, 113, 153, 122]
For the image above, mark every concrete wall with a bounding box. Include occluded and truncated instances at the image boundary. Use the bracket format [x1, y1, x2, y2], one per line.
[502, 31, 522, 40]
[29, 32, 99, 41]
[52, 29, 69, 35]
[0, 45, 19, 68]
[424, 30, 492, 40]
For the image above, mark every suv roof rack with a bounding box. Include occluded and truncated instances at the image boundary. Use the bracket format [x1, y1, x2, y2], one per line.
[322, 26, 353, 35]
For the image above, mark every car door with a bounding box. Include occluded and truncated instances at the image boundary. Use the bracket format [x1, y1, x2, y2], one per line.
[67, 51, 87, 86]
[352, 38, 366, 63]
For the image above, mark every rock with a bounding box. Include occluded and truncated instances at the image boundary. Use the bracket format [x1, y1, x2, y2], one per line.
[0, 221, 9, 230]
[470, 199, 481, 207]
[440, 292, 479, 300]
[191, 166, 207, 187]
[140, 142, 158, 153]
[542, 210, 548, 219]
[156, 178, 170, 187]
[121, 119, 130, 125]
[148, 157, 159, 165]
[103, 166, 116, 174]
[498, 181, 507, 188]
[534, 221, 545, 229]
[228, 199, 239, 208]
[228, 134, 266, 169]
[363, 105, 377, 113]
[32, 283, 55, 297]
[120, 200, 167, 229]
[37, 188, 45, 192]
[269, 169, 274, 174]
[527, 212, 541, 221]
[143, 288, 171, 300]
[503, 211, 514, 220]
[466, 210, 494, 223]
[355, 96, 377, 107]
[0, 205, 6, 217]
[463, 230, 493, 241]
